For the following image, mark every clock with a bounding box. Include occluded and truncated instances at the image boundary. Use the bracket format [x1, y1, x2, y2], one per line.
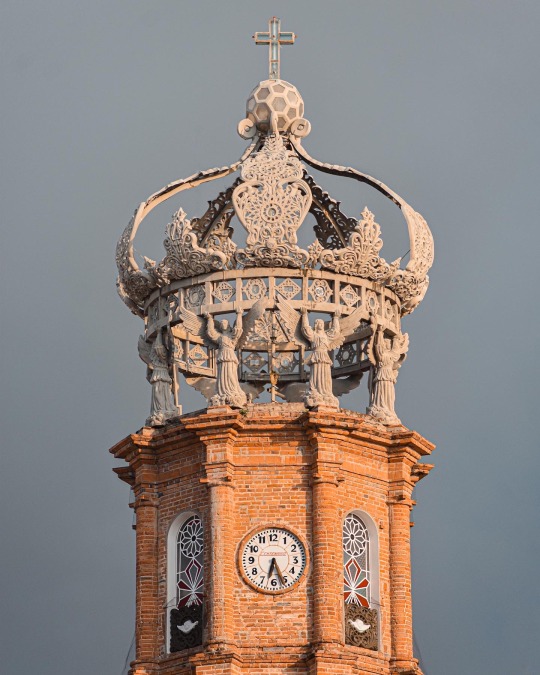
[239, 527, 307, 593]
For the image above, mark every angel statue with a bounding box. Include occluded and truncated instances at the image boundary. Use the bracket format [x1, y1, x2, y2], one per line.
[367, 322, 409, 425]
[204, 310, 246, 407]
[138, 330, 178, 427]
[178, 300, 268, 408]
[276, 300, 367, 408]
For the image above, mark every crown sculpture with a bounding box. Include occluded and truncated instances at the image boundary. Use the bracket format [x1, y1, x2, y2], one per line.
[116, 18, 434, 428]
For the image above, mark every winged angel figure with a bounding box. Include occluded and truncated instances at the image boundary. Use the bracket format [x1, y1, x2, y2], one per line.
[138, 330, 178, 426]
[178, 301, 268, 408]
[276, 300, 368, 408]
[367, 321, 409, 425]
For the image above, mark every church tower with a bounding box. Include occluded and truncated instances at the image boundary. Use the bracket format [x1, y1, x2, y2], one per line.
[112, 18, 435, 675]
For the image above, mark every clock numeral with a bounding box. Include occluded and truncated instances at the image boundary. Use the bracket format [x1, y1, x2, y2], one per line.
[293, 557, 299, 564]
[289, 567, 295, 575]
[250, 545, 259, 553]
[290, 544, 297, 552]
[258, 536, 266, 544]
[283, 576, 289, 584]
[260, 575, 266, 584]
[270, 578, 278, 587]
[269, 533, 278, 542]
[282, 536, 287, 544]
[252, 567, 258, 576]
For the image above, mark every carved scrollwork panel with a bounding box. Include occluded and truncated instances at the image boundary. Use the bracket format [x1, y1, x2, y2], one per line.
[344, 604, 378, 650]
[233, 135, 311, 268]
[157, 208, 232, 281]
[319, 208, 401, 281]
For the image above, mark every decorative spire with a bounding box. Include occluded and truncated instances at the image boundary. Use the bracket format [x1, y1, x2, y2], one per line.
[253, 17, 296, 80]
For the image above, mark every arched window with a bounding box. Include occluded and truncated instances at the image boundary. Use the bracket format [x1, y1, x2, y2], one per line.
[167, 512, 204, 653]
[343, 513, 371, 606]
[343, 512, 379, 650]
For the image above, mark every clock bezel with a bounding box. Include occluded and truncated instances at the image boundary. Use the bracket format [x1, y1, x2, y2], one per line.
[237, 523, 309, 595]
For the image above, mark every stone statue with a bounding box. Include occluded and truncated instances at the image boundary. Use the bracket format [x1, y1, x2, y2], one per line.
[276, 300, 367, 409]
[138, 331, 178, 426]
[204, 310, 246, 408]
[367, 324, 409, 425]
[177, 300, 270, 408]
[301, 308, 341, 407]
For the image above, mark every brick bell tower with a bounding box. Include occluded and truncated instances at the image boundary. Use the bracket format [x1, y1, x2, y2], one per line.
[112, 17, 435, 675]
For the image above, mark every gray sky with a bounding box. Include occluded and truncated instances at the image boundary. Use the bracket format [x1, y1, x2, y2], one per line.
[1, 2, 539, 673]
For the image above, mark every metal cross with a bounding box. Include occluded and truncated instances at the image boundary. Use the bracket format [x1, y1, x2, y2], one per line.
[253, 17, 296, 80]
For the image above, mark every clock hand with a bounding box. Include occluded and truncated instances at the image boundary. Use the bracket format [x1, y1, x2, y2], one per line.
[268, 557, 286, 585]
[274, 560, 286, 585]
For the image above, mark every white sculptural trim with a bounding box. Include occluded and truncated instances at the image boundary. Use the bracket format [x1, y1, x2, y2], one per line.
[157, 208, 233, 281]
[290, 138, 434, 314]
[138, 331, 178, 427]
[276, 299, 368, 409]
[319, 207, 401, 282]
[233, 134, 311, 268]
[367, 321, 409, 426]
[177, 300, 270, 408]
[116, 141, 258, 315]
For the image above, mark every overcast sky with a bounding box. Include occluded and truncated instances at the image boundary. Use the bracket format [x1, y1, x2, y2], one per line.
[1, 2, 539, 674]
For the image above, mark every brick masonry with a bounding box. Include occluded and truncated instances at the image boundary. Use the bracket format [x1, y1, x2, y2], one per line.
[110, 403, 434, 675]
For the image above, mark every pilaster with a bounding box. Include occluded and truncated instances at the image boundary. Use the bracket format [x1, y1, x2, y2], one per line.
[183, 409, 244, 653]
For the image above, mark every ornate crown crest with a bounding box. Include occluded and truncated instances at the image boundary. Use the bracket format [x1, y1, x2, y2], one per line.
[117, 25, 434, 427]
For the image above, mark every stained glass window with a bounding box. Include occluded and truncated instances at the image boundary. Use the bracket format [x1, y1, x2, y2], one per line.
[343, 513, 371, 607]
[176, 515, 204, 608]
[170, 514, 204, 653]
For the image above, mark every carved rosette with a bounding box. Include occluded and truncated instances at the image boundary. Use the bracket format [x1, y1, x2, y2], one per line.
[157, 208, 234, 281]
[319, 207, 401, 281]
[233, 135, 311, 268]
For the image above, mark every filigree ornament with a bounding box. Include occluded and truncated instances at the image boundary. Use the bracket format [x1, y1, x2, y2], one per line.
[306, 240, 323, 268]
[185, 285, 206, 310]
[212, 281, 235, 304]
[387, 271, 430, 315]
[344, 604, 378, 650]
[275, 278, 301, 300]
[233, 135, 311, 268]
[243, 278, 267, 300]
[340, 284, 360, 308]
[386, 204, 433, 314]
[305, 175, 357, 250]
[319, 208, 400, 281]
[308, 279, 332, 303]
[243, 351, 268, 373]
[274, 351, 298, 374]
[116, 212, 159, 313]
[157, 208, 232, 281]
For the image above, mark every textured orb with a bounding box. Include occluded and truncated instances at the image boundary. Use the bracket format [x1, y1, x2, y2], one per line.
[246, 79, 305, 132]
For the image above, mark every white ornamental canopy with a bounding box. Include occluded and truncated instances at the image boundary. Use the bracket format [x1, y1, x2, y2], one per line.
[116, 18, 434, 427]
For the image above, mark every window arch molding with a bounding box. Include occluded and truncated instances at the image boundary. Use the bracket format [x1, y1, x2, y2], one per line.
[166, 510, 204, 653]
[342, 509, 380, 609]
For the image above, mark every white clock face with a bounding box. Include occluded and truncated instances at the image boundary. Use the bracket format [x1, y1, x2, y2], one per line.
[240, 528, 307, 593]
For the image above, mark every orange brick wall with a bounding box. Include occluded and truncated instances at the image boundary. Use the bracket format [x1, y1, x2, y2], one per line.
[110, 404, 434, 675]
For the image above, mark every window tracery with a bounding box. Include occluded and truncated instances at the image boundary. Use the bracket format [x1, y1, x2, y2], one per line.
[343, 512, 379, 650]
[168, 513, 204, 653]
